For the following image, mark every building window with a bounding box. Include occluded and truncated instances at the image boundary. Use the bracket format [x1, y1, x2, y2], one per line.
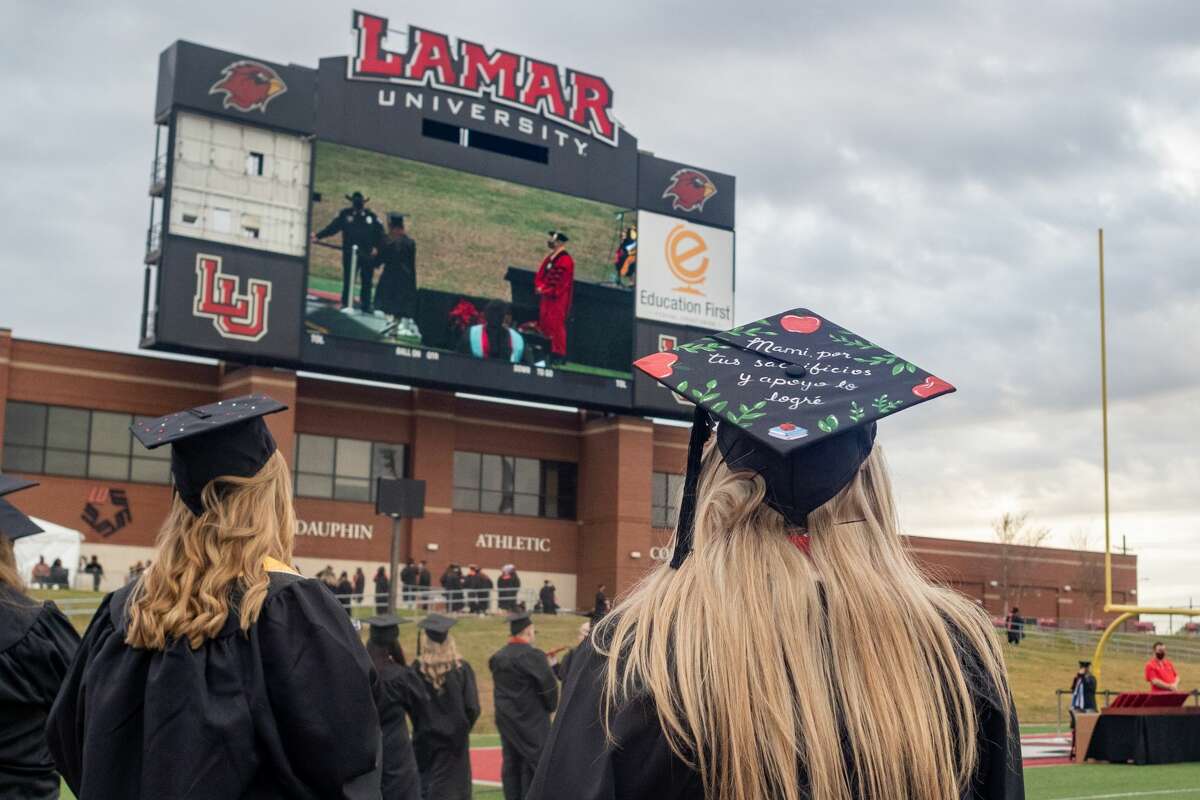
[1, 402, 171, 484]
[452, 451, 577, 519]
[246, 151, 265, 176]
[652, 471, 685, 529]
[293, 433, 406, 502]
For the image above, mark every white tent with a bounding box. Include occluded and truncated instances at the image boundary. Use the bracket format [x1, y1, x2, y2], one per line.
[13, 517, 84, 589]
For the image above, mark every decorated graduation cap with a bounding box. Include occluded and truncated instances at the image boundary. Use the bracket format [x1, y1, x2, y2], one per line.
[633, 308, 954, 568]
[547, 230, 569, 243]
[507, 610, 533, 636]
[417, 613, 457, 643]
[0, 475, 43, 540]
[365, 613, 411, 644]
[130, 395, 287, 517]
[387, 212, 406, 228]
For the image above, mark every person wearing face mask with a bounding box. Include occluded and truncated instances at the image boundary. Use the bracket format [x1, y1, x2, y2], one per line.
[1145, 642, 1180, 693]
[533, 230, 574, 365]
[312, 191, 385, 313]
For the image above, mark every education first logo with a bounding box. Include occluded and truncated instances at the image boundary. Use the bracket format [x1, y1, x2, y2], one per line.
[193, 254, 272, 342]
[635, 212, 734, 329]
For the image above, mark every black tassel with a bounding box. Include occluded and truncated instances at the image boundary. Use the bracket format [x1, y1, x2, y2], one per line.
[670, 406, 712, 569]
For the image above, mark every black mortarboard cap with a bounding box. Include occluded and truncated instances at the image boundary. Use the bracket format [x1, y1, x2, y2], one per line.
[507, 610, 533, 636]
[417, 613, 457, 643]
[548, 230, 569, 243]
[348, 191, 366, 202]
[1079, 660, 1091, 668]
[388, 212, 406, 228]
[633, 308, 954, 567]
[365, 613, 411, 643]
[0, 475, 42, 540]
[130, 395, 287, 517]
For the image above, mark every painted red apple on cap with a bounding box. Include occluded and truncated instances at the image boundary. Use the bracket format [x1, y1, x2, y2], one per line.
[634, 351, 679, 380]
[912, 376, 953, 398]
[780, 314, 821, 334]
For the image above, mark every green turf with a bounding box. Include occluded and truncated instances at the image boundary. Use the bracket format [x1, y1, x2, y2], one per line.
[1024, 763, 1200, 799]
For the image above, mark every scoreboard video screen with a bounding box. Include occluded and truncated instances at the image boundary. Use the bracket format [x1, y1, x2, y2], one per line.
[142, 11, 735, 416]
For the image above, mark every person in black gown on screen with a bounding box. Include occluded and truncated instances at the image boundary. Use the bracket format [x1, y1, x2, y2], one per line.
[47, 396, 382, 799]
[0, 476, 80, 800]
[530, 309, 1023, 800]
[365, 614, 425, 800]
[410, 613, 480, 800]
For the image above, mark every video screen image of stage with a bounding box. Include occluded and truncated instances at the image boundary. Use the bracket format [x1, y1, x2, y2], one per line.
[305, 141, 637, 379]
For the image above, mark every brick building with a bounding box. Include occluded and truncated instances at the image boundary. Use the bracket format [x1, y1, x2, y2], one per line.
[0, 330, 1136, 619]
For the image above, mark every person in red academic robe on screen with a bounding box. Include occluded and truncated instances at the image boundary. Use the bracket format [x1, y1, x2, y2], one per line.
[534, 231, 574, 365]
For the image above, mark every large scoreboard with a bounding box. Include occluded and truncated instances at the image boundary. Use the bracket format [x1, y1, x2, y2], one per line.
[142, 11, 735, 418]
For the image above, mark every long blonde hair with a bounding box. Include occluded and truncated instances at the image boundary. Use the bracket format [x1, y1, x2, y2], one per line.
[598, 443, 1010, 800]
[418, 632, 464, 692]
[125, 450, 296, 650]
[0, 535, 24, 594]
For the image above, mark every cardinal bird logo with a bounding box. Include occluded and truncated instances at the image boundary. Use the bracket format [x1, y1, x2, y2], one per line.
[209, 60, 288, 113]
[662, 168, 718, 213]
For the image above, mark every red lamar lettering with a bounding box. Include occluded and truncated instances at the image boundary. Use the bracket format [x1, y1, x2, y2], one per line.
[348, 13, 619, 147]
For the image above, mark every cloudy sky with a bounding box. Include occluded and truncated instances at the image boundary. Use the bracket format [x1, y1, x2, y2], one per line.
[3, 2, 1198, 612]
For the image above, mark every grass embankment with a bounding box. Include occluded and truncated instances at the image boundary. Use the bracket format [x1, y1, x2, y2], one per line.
[37, 588, 1198, 729]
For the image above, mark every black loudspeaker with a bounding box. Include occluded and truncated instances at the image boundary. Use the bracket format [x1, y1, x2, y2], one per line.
[375, 478, 426, 518]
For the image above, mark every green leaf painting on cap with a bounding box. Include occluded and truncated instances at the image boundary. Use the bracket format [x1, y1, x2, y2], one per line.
[828, 330, 877, 351]
[691, 378, 721, 404]
[723, 319, 778, 339]
[725, 400, 767, 428]
[848, 401, 865, 423]
[872, 394, 904, 414]
[675, 340, 730, 354]
[817, 415, 839, 434]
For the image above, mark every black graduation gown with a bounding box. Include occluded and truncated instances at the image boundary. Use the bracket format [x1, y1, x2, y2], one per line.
[370, 236, 417, 319]
[0, 586, 80, 800]
[377, 658, 426, 800]
[409, 660, 480, 800]
[529, 638, 1024, 800]
[489, 642, 559, 798]
[46, 571, 382, 799]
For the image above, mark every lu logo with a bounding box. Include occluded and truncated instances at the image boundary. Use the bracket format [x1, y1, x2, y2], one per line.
[193, 254, 272, 341]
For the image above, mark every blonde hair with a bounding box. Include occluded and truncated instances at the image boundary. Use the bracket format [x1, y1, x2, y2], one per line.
[125, 450, 296, 650]
[598, 443, 1010, 800]
[0, 535, 24, 593]
[418, 632, 464, 692]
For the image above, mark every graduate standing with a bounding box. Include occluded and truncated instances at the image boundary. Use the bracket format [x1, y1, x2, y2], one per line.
[366, 614, 426, 800]
[0, 476, 80, 800]
[410, 614, 480, 800]
[46, 396, 382, 799]
[534, 231, 574, 365]
[489, 611, 559, 800]
[530, 309, 1023, 800]
[370, 213, 421, 339]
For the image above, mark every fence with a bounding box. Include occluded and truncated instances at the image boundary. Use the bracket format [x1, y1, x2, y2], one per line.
[46, 586, 563, 620]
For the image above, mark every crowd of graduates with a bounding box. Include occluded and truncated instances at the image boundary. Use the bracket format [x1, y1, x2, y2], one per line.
[0, 308, 1028, 800]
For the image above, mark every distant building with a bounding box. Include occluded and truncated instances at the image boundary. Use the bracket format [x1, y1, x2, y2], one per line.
[0, 332, 1136, 621]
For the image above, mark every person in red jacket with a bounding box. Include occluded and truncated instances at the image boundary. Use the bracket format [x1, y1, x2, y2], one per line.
[534, 231, 574, 364]
[1145, 641, 1180, 692]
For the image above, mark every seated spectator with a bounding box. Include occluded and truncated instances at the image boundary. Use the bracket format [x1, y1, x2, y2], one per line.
[48, 558, 68, 590]
[31, 556, 50, 588]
